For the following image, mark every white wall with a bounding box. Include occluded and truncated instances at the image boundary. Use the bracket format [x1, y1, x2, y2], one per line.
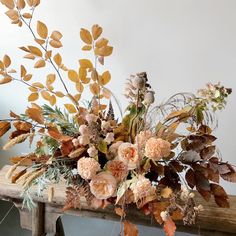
[0, 0, 236, 196]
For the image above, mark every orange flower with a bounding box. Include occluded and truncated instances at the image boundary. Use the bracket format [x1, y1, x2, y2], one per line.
[107, 160, 128, 181]
[144, 137, 171, 161]
[89, 172, 117, 199]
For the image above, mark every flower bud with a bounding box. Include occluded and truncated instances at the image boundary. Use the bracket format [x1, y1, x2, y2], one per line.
[132, 76, 145, 89]
[144, 91, 155, 104]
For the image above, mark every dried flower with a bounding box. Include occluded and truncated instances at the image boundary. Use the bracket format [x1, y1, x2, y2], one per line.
[118, 142, 139, 170]
[104, 132, 114, 144]
[132, 76, 145, 89]
[135, 130, 153, 149]
[194, 204, 204, 212]
[160, 211, 169, 222]
[144, 91, 155, 104]
[107, 141, 123, 160]
[77, 157, 100, 180]
[78, 135, 90, 146]
[130, 175, 156, 202]
[180, 186, 190, 201]
[85, 114, 98, 124]
[144, 137, 171, 161]
[107, 160, 128, 181]
[101, 120, 111, 131]
[79, 124, 89, 135]
[89, 172, 117, 199]
[180, 150, 201, 162]
[87, 146, 98, 157]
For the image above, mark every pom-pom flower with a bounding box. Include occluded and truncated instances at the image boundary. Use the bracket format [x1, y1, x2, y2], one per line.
[89, 172, 117, 199]
[77, 157, 100, 180]
[107, 141, 123, 160]
[118, 142, 139, 170]
[87, 146, 98, 157]
[106, 160, 128, 181]
[144, 137, 171, 161]
[135, 130, 153, 149]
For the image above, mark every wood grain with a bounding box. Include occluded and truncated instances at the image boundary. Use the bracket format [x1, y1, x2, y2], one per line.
[0, 165, 236, 235]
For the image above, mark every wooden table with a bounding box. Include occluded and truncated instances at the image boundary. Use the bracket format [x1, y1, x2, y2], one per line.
[0, 165, 236, 236]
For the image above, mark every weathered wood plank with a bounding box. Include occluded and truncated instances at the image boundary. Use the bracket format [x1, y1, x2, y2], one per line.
[0, 165, 236, 235]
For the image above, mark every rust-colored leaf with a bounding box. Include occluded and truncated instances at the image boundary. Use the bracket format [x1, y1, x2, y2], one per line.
[3, 55, 11, 68]
[26, 107, 44, 124]
[123, 221, 138, 236]
[0, 121, 11, 137]
[16, 0, 25, 9]
[37, 21, 48, 39]
[92, 24, 102, 40]
[53, 53, 62, 66]
[1, 0, 15, 9]
[79, 59, 93, 69]
[49, 40, 62, 48]
[80, 28, 92, 44]
[34, 59, 45, 68]
[163, 217, 176, 236]
[64, 104, 77, 114]
[28, 92, 39, 102]
[68, 70, 79, 82]
[47, 126, 71, 142]
[50, 31, 62, 41]
[152, 201, 170, 224]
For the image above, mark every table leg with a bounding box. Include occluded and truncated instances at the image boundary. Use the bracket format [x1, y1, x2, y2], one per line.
[32, 202, 45, 236]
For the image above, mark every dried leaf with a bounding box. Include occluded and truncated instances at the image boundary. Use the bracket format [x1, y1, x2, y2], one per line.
[90, 82, 100, 95]
[3, 55, 11, 68]
[46, 74, 56, 85]
[20, 65, 26, 77]
[26, 107, 44, 124]
[221, 172, 236, 183]
[80, 28, 92, 44]
[47, 126, 71, 142]
[50, 31, 62, 41]
[95, 45, 113, 57]
[28, 92, 39, 102]
[49, 95, 56, 106]
[76, 82, 84, 93]
[3, 133, 33, 150]
[28, 46, 42, 57]
[115, 207, 126, 217]
[0, 121, 11, 137]
[210, 183, 229, 208]
[49, 40, 62, 48]
[32, 82, 44, 88]
[0, 76, 12, 85]
[95, 38, 108, 48]
[68, 70, 79, 82]
[5, 9, 19, 20]
[161, 187, 173, 199]
[37, 21, 48, 39]
[16, 0, 25, 9]
[34, 59, 45, 68]
[22, 13, 32, 19]
[163, 217, 176, 236]
[64, 104, 77, 113]
[53, 53, 62, 66]
[82, 45, 92, 51]
[123, 221, 138, 236]
[55, 91, 65, 98]
[23, 74, 32, 81]
[79, 59, 93, 69]
[24, 53, 35, 60]
[41, 91, 51, 100]
[35, 38, 45, 45]
[92, 24, 102, 40]
[152, 201, 170, 224]
[13, 121, 32, 131]
[1, 0, 15, 9]
[99, 70, 111, 85]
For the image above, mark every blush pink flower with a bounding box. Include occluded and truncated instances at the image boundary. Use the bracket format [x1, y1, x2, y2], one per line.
[77, 157, 100, 180]
[89, 172, 117, 199]
[107, 141, 123, 160]
[118, 142, 139, 170]
[106, 160, 128, 182]
[144, 137, 171, 161]
[135, 130, 153, 149]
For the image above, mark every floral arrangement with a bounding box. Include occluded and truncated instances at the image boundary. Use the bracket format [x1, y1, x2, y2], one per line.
[0, 0, 235, 235]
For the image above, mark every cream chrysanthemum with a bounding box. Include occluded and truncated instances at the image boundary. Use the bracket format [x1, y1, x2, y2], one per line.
[89, 172, 117, 199]
[118, 142, 139, 170]
[144, 137, 171, 161]
[107, 160, 128, 182]
[77, 157, 100, 180]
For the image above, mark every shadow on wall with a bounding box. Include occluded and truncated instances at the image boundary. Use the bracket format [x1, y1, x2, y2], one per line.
[0, 200, 195, 236]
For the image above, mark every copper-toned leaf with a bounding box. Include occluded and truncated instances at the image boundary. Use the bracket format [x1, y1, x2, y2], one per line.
[79, 59, 93, 69]
[49, 40, 62, 48]
[28, 46, 42, 57]
[20, 65, 26, 77]
[0, 121, 11, 137]
[13, 121, 32, 132]
[49, 95, 56, 106]
[123, 221, 138, 236]
[32, 82, 44, 88]
[152, 201, 170, 224]
[26, 107, 44, 124]
[221, 172, 236, 183]
[100, 70, 111, 85]
[46, 74, 56, 85]
[50, 31, 62, 41]
[35, 38, 45, 45]
[95, 38, 108, 48]
[80, 28, 92, 44]
[90, 82, 100, 95]
[92, 24, 102, 40]
[47, 126, 71, 142]
[10, 111, 20, 119]
[53, 53, 62, 66]
[210, 183, 229, 208]
[28, 92, 39, 102]
[55, 91, 65, 98]
[185, 168, 196, 189]
[41, 90, 51, 100]
[68, 70, 79, 82]
[74, 94, 81, 101]
[0, 76, 12, 85]
[95, 45, 113, 57]
[24, 53, 35, 60]
[22, 13, 32, 19]
[76, 82, 84, 93]
[115, 207, 126, 217]
[37, 21, 48, 39]
[3, 55, 11, 68]
[23, 74, 32, 81]
[163, 217, 176, 236]
[1, 0, 15, 9]
[16, 0, 25, 9]
[34, 59, 45, 68]
[200, 145, 215, 160]
[64, 104, 77, 114]
[5, 9, 19, 20]
[82, 45, 92, 51]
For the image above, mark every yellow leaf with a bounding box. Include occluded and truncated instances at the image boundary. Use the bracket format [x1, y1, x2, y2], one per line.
[45, 50, 52, 59]
[0, 76, 12, 85]
[68, 70, 79, 82]
[22, 13, 32, 19]
[95, 46, 113, 57]
[0, 61, 4, 70]
[28, 93, 39, 102]
[34, 59, 45, 68]
[28, 46, 42, 57]
[24, 54, 35, 60]
[100, 71, 111, 85]
[55, 91, 64, 98]
[46, 74, 56, 85]
[82, 45, 92, 51]
[49, 95, 56, 106]
[37, 21, 48, 39]
[53, 53, 62, 66]
[90, 83, 100, 95]
[8, 69, 17, 73]
[64, 104, 77, 114]
[79, 59, 93, 69]
[32, 82, 44, 88]
[41, 91, 51, 100]
[23, 74, 32, 81]
[20, 65, 26, 77]
[5, 9, 19, 20]
[3, 55, 11, 68]
[95, 38, 108, 48]
[50, 31, 62, 41]
[80, 77, 90, 84]
[92, 24, 102, 40]
[16, 0, 25, 9]
[74, 94, 81, 101]
[35, 38, 45, 45]
[80, 28, 92, 44]
[28, 87, 38, 92]
[76, 82, 84, 93]
[47, 84, 54, 91]
[1, 0, 15, 9]
[49, 40, 62, 48]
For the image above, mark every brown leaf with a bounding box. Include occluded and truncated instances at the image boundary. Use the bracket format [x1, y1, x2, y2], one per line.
[1, 0, 15, 9]
[221, 172, 236, 183]
[80, 28, 92, 44]
[163, 217, 176, 236]
[115, 207, 126, 217]
[61, 140, 74, 156]
[95, 45, 113, 57]
[10, 111, 20, 119]
[92, 24, 102, 40]
[49, 40, 62, 48]
[53, 53, 62, 66]
[50, 31, 62, 41]
[64, 104, 77, 114]
[0, 76, 12, 85]
[28, 46, 42, 57]
[200, 146, 215, 160]
[152, 201, 170, 224]
[0, 121, 11, 137]
[47, 126, 71, 142]
[34, 59, 45, 68]
[13, 121, 32, 132]
[185, 168, 196, 189]
[68, 70, 79, 82]
[28, 92, 39, 102]
[3, 55, 11, 68]
[16, 0, 25, 9]
[210, 183, 229, 208]
[123, 221, 138, 236]
[11, 168, 27, 183]
[26, 107, 44, 124]
[37, 21, 48, 39]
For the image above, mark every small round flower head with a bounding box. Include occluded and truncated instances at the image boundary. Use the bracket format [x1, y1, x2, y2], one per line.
[106, 160, 128, 182]
[77, 157, 100, 180]
[104, 133, 114, 144]
[89, 172, 117, 199]
[85, 114, 98, 124]
[78, 135, 90, 146]
[144, 91, 155, 104]
[180, 150, 201, 162]
[79, 124, 89, 135]
[160, 211, 169, 222]
[144, 137, 171, 161]
[135, 130, 153, 149]
[87, 146, 98, 157]
[132, 76, 145, 89]
[194, 204, 204, 212]
[101, 120, 111, 131]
